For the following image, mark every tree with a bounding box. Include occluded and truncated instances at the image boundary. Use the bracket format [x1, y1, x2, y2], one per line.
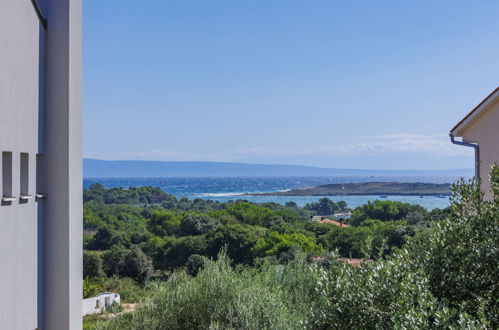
[178, 214, 220, 236]
[337, 201, 348, 212]
[83, 251, 104, 278]
[319, 226, 371, 258]
[87, 227, 128, 250]
[121, 245, 153, 286]
[207, 224, 267, 265]
[253, 232, 323, 257]
[156, 235, 208, 270]
[102, 245, 128, 277]
[147, 210, 182, 237]
[349, 200, 428, 226]
[305, 198, 342, 215]
[231, 202, 276, 226]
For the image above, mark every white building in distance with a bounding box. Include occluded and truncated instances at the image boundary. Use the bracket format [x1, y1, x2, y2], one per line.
[83, 293, 121, 316]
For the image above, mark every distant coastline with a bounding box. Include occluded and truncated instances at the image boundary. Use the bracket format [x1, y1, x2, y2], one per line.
[84, 159, 473, 178]
[83, 177, 453, 209]
[250, 182, 452, 196]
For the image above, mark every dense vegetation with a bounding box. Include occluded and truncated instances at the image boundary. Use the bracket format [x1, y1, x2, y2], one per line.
[83, 185, 431, 282]
[84, 167, 498, 329]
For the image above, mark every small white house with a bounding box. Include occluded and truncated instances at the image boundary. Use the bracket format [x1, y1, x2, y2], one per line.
[333, 212, 352, 221]
[82, 292, 121, 316]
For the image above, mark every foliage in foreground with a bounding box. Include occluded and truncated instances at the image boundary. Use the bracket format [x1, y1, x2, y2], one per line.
[94, 166, 499, 329]
[95, 252, 484, 330]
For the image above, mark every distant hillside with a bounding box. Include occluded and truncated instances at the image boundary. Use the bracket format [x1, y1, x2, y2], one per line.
[83, 159, 473, 178]
[253, 182, 452, 196]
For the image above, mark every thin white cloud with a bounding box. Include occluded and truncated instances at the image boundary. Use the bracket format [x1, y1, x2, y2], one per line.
[85, 150, 219, 162]
[85, 133, 471, 161]
[227, 133, 470, 158]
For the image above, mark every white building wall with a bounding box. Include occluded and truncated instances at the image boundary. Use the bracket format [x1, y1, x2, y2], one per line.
[0, 1, 41, 329]
[82, 293, 121, 316]
[0, 1, 82, 329]
[461, 99, 499, 200]
[39, 0, 83, 329]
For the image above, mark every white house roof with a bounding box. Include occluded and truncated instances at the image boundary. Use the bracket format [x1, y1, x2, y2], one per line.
[450, 87, 499, 136]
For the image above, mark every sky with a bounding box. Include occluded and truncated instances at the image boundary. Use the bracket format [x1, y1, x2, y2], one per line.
[84, 0, 499, 170]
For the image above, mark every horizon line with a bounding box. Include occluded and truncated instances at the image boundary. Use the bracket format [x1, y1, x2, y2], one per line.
[84, 158, 473, 172]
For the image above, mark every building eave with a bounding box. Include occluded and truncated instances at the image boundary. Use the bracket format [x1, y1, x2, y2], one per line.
[450, 87, 499, 137]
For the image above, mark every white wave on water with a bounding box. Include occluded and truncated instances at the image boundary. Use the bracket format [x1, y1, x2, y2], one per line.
[195, 188, 293, 197]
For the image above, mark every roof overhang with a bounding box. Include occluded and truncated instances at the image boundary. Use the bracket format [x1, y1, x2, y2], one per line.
[450, 87, 499, 137]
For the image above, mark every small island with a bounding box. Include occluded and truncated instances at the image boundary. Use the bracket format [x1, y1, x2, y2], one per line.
[252, 182, 452, 196]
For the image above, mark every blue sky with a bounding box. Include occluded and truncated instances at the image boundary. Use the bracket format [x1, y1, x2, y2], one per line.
[84, 0, 499, 170]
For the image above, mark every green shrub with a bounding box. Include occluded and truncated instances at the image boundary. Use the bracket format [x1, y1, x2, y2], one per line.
[185, 254, 208, 276]
[409, 167, 499, 327]
[105, 302, 124, 314]
[96, 253, 307, 329]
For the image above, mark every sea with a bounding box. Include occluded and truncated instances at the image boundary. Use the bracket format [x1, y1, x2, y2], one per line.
[83, 175, 466, 210]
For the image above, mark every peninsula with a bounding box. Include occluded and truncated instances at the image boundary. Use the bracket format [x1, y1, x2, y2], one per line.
[252, 182, 452, 196]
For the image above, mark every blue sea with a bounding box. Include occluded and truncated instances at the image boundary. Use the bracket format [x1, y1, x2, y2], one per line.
[83, 175, 464, 210]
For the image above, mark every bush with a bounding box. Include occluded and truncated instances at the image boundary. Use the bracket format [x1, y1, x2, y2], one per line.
[409, 167, 499, 327]
[98, 249, 487, 329]
[313, 251, 482, 329]
[185, 254, 207, 276]
[96, 253, 305, 330]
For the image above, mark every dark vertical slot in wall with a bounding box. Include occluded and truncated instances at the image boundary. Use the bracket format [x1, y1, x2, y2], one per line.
[36, 154, 44, 195]
[2, 152, 13, 197]
[21, 153, 29, 195]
